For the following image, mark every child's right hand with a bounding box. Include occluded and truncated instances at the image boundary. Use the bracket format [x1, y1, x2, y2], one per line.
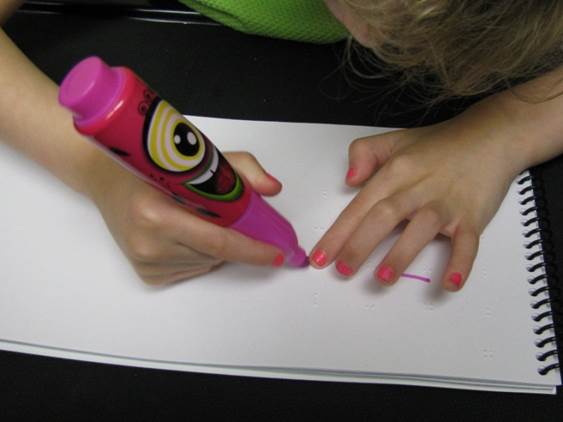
[83, 150, 285, 285]
[2, 22, 286, 286]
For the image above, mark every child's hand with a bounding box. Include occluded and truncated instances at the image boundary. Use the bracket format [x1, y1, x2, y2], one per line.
[310, 99, 525, 291]
[85, 151, 284, 285]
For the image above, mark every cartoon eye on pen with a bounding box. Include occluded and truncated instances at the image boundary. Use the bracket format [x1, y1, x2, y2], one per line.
[144, 99, 206, 172]
[143, 98, 243, 201]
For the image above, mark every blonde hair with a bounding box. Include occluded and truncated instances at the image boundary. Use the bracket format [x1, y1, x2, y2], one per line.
[341, 0, 563, 99]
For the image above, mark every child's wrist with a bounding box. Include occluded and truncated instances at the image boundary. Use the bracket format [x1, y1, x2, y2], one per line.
[472, 89, 563, 175]
[72, 143, 118, 202]
[461, 94, 532, 177]
[491, 93, 539, 172]
[491, 69, 563, 170]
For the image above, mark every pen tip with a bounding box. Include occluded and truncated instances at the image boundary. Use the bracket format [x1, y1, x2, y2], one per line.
[288, 247, 309, 268]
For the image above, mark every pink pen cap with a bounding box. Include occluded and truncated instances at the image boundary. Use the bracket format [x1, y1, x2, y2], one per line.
[58, 56, 125, 126]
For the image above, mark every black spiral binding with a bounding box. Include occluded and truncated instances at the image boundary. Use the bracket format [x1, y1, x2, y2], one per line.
[518, 170, 562, 376]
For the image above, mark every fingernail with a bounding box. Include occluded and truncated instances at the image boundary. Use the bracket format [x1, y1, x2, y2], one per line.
[449, 272, 462, 287]
[346, 167, 357, 181]
[311, 249, 328, 267]
[272, 254, 285, 267]
[376, 265, 395, 283]
[335, 260, 354, 277]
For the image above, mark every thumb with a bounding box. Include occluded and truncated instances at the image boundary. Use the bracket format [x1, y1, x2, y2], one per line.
[224, 151, 282, 196]
[346, 131, 400, 186]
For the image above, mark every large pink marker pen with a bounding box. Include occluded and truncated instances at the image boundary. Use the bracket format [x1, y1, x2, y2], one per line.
[59, 56, 307, 267]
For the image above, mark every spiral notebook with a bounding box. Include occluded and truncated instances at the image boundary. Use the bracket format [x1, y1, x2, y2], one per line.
[0, 117, 561, 394]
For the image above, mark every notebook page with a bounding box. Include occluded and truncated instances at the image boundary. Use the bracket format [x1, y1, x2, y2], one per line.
[0, 117, 559, 393]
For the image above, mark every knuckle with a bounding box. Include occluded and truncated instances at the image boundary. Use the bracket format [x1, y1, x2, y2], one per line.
[458, 222, 480, 241]
[372, 200, 397, 222]
[451, 224, 480, 257]
[338, 245, 359, 265]
[417, 206, 442, 228]
[210, 257, 226, 267]
[441, 222, 457, 238]
[128, 196, 163, 228]
[349, 137, 371, 155]
[466, 230, 480, 248]
[139, 274, 167, 286]
[236, 151, 258, 166]
[126, 235, 159, 263]
[385, 155, 413, 175]
[243, 151, 258, 162]
[206, 235, 228, 259]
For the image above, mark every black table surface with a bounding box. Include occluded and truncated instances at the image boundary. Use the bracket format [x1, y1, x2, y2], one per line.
[2, 2, 563, 420]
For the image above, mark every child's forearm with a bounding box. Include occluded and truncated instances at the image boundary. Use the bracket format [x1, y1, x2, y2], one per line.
[0, 28, 103, 194]
[0, 0, 23, 25]
[490, 65, 563, 171]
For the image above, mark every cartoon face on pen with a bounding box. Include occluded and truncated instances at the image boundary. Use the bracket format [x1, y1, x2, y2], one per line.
[143, 99, 243, 201]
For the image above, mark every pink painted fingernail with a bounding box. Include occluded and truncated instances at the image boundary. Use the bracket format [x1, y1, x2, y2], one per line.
[336, 260, 354, 277]
[272, 254, 285, 267]
[346, 167, 357, 181]
[449, 272, 463, 287]
[311, 249, 328, 267]
[376, 265, 395, 283]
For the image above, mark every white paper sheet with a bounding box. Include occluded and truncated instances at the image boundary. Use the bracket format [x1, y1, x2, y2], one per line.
[0, 117, 559, 394]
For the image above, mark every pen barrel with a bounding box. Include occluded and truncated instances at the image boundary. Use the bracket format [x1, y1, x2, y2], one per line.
[59, 56, 251, 227]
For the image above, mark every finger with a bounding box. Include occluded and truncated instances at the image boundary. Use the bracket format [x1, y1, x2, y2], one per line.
[134, 255, 223, 276]
[141, 266, 217, 286]
[126, 231, 222, 266]
[346, 131, 399, 186]
[172, 246, 223, 266]
[310, 194, 378, 268]
[169, 206, 284, 266]
[138, 193, 285, 267]
[442, 228, 479, 292]
[310, 164, 424, 269]
[374, 206, 444, 285]
[310, 174, 397, 268]
[332, 192, 420, 277]
[225, 151, 282, 196]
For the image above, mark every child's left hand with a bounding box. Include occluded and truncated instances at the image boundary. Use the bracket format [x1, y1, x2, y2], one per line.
[309, 97, 526, 291]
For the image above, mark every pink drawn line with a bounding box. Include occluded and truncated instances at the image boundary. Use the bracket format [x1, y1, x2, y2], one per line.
[401, 273, 431, 283]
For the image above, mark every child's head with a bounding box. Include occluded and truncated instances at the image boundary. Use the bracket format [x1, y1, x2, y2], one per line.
[325, 0, 563, 98]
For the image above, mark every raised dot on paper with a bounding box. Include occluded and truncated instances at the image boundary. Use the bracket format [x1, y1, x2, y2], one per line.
[483, 307, 493, 318]
[482, 348, 494, 360]
[313, 292, 320, 307]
